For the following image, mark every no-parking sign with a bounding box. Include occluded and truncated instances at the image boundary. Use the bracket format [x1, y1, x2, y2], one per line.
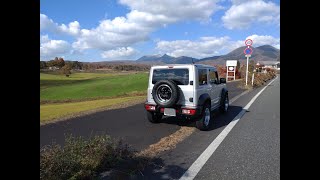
[244, 47, 253, 55]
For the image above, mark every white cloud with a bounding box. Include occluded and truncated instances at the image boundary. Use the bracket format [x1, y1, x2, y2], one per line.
[230, 0, 259, 5]
[40, 35, 71, 59]
[156, 34, 279, 58]
[222, 0, 280, 29]
[101, 47, 137, 59]
[40, 14, 80, 36]
[40, 1, 222, 58]
[156, 36, 231, 58]
[66, 0, 221, 51]
[119, 0, 221, 22]
[245, 34, 280, 48]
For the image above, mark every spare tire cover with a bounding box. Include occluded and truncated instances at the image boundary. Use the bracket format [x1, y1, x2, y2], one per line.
[152, 80, 180, 107]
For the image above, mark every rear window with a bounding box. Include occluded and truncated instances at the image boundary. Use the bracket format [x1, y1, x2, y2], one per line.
[152, 69, 189, 85]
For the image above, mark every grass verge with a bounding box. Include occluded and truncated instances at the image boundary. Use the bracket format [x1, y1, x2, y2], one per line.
[40, 96, 145, 124]
[40, 134, 148, 180]
[40, 127, 197, 179]
[238, 70, 277, 89]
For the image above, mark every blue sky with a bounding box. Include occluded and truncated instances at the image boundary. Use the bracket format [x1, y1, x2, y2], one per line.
[40, 0, 280, 61]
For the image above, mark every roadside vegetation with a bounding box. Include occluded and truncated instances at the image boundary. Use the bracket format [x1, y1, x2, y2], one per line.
[238, 61, 277, 89]
[40, 134, 153, 180]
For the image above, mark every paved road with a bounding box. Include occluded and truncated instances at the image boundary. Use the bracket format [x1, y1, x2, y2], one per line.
[40, 80, 244, 151]
[140, 77, 280, 179]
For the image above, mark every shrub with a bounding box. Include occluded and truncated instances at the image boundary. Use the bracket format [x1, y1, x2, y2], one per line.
[239, 69, 277, 89]
[61, 65, 72, 77]
[40, 135, 133, 180]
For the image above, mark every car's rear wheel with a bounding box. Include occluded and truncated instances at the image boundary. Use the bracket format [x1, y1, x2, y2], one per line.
[196, 103, 211, 131]
[146, 111, 162, 123]
[219, 92, 229, 113]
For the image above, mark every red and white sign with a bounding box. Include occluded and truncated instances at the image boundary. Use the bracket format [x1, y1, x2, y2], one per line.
[245, 39, 253, 46]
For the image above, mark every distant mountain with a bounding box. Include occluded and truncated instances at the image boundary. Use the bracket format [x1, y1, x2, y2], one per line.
[137, 54, 162, 61]
[199, 55, 220, 62]
[174, 56, 199, 64]
[198, 45, 280, 65]
[135, 44, 279, 65]
[136, 54, 199, 64]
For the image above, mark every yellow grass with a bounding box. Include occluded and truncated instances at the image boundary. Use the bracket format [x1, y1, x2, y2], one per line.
[40, 96, 145, 124]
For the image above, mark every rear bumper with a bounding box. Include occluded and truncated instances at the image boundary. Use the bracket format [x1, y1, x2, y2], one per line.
[144, 102, 202, 118]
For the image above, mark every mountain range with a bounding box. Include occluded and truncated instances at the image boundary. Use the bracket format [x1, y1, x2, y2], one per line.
[136, 45, 279, 65]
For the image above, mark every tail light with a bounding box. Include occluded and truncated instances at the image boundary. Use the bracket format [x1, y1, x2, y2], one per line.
[145, 104, 156, 111]
[181, 109, 196, 115]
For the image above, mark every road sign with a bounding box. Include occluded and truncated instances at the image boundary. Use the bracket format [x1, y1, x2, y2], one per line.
[245, 39, 253, 46]
[244, 47, 253, 55]
[226, 60, 238, 81]
[226, 60, 237, 66]
[245, 54, 251, 57]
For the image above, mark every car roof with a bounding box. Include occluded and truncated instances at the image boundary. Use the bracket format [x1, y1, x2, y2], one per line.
[151, 64, 216, 70]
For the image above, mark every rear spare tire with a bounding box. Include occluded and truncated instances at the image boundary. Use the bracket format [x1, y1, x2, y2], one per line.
[152, 80, 180, 108]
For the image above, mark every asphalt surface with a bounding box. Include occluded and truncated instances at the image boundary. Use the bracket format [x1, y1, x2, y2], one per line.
[40, 80, 244, 151]
[194, 77, 279, 180]
[140, 77, 280, 179]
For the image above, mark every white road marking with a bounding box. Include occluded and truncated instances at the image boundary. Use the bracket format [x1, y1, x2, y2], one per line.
[179, 76, 278, 180]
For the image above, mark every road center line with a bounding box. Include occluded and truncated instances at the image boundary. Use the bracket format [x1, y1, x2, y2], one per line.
[179, 76, 278, 180]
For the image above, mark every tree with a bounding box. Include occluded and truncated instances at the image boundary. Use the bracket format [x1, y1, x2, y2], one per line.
[40, 61, 47, 69]
[248, 60, 255, 73]
[61, 64, 72, 77]
[56, 57, 65, 68]
[71, 61, 83, 70]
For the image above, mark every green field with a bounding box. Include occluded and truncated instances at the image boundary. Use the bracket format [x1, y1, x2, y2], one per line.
[40, 72, 149, 123]
[40, 72, 149, 101]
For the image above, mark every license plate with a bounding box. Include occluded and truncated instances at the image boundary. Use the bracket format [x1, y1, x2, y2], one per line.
[164, 108, 176, 116]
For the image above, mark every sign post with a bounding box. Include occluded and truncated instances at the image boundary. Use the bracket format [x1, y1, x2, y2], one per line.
[244, 39, 253, 86]
[226, 60, 238, 81]
[252, 73, 254, 86]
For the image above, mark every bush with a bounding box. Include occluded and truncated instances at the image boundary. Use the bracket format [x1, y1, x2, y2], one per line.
[239, 69, 276, 89]
[61, 65, 72, 77]
[40, 135, 133, 180]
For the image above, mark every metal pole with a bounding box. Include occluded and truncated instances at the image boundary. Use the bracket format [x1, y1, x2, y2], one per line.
[226, 66, 229, 82]
[245, 56, 249, 86]
[252, 73, 254, 86]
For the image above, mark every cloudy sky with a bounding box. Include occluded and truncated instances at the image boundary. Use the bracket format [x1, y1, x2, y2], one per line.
[40, 0, 280, 61]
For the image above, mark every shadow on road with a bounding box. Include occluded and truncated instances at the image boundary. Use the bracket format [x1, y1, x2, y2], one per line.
[101, 156, 187, 180]
[158, 105, 244, 131]
[140, 158, 188, 180]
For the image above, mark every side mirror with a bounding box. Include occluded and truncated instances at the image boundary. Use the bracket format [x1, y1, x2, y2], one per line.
[220, 78, 226, 83]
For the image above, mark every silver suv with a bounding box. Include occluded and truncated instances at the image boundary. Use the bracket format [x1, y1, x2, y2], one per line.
[144, 64, 229, 130]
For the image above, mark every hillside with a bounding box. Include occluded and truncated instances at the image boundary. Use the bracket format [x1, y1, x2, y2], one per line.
[199, 45, 280, 65]
[135, 45, 279, 65]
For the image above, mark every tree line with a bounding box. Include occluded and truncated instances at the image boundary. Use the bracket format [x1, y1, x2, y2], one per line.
[40, 57, 151, 74]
